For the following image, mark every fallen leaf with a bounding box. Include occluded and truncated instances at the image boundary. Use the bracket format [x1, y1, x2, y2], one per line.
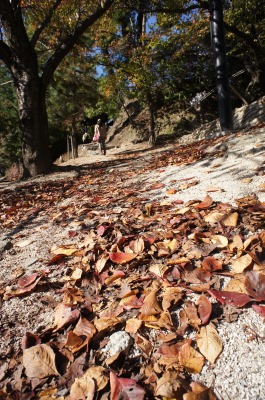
[245, 271, 265, 301]
[51, 244, 78, 256]
[231, 254, 252, 273]
[167, 188, 177, 195]
[179, 342, 204, 373]
[18, 273, 39, 288]
[82, 366, 108, 391]
[202, 256, 222, 271]
[195, 195, 213, 209]
[149, 264, 169, 279]
[125, 319, 142, 334]
[155, 371, 185, 398]
[221, 212, 238, 227]
[252, 304, 265, 318]
[210, 235, 228, 248]
[23, 344, 59, 379]
[109, 252, 137, 264]
[94, 317, 121, 332]
[197, 324, 223, 364]
[68, 373, 95, 400]
[162, 287, 182, 310]
[208, 290, 253, 307]
[205, 186, 223, 192]
[53, 304, 80, 331]
[140, 291, 163, 316]
[110, 371, 146, 400]
[183, 381, 217, 399]
[196, 294, 212, 325]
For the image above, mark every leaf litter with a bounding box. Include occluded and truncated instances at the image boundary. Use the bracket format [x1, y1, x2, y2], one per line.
[0, 129, 265, 399]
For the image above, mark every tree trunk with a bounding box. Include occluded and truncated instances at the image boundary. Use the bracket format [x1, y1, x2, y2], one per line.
[148, 99, 156, 147]
[13, 70, 52, 177]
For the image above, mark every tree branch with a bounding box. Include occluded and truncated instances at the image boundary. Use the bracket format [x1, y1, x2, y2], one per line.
[41, 0, 115, 90]
[0, 39, 12, 69]
[30, 0, 63, 48]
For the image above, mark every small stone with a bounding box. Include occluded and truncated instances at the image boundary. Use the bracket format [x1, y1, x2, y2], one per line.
[102, 331, 133, 357]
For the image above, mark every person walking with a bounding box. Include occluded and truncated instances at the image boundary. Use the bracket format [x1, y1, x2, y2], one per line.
[94, 119, 107, 155]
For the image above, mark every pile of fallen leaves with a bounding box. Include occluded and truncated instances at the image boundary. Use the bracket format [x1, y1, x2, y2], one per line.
[0, 137, 265, 400]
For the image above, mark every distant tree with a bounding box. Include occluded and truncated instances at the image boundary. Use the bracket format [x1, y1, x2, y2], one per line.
[0, 0, 114, 176]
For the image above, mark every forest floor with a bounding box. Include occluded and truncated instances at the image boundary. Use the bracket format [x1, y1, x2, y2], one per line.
[0, 124, 265, 400]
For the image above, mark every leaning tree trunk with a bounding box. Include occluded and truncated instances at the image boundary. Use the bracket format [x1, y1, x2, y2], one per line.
[13, 69, 52, 177]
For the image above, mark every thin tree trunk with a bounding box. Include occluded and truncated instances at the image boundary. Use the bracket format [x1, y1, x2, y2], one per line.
[148, 99, 156, 147]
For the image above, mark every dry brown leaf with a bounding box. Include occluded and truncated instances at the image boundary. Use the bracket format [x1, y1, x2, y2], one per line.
[53, 304, 80, 331]
[83, 366, 109, 391]
[229, 235, 244, 253]
[140, 291, 163, 316]
[179, 342, 204, 373]
[51, 244, 78, 256]
[162, 287, 183, 310]
[23, 344, 59, 379]
[130, 237, 145, 254]
[197, 324, 223, 364]
[194, 195, 213, 209]
[204, 212, 224, 225]
[149, 264, 169, 279]
[231, 254, 253, 273]
[94, 317, 121, 332]
[135, 334, 153, 356]
[221, 212, 239, 227]
[211, 235, 228, 248]
[68, 374, 95, 400]
[95, 254, 109, 274]
[155, 371, 185, 398]
[224, 275, 248, 293]
[65, 331, 84, 352]
[183, 381, 217, 400]
[125, 319, 142, 334]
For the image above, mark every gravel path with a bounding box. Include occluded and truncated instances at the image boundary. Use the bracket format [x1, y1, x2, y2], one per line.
[0, 126, 264, 399]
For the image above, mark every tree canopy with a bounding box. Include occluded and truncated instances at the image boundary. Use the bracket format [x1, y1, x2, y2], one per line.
[0, 0, 265, 175]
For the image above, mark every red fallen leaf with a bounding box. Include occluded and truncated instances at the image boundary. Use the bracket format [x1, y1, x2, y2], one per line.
[143, 236, 157, 245]
[68, 230, 77, 238]
[196, 294, 212, 325]
[97, 225, 109, 236]
[173, 199, 184, 204]
[18, 273, 39, 288]
[202, 256, 223, 271]
[47, 253, 66, 265]
[110, 371, 145, 400]
[195, 195, 213, 209]
[245, 271, 265, 301]
[109, 252, 137, 264]
[22, 332, 41, 350]
[252, 304, 265, 318]
[208, 289, 253, 307]
[4, 276, 42, 299]
[150, 183, 165, 190]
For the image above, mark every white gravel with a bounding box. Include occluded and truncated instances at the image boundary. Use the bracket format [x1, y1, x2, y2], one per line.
[145, 129, 265, 400]
[146, 131, 265, 205]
